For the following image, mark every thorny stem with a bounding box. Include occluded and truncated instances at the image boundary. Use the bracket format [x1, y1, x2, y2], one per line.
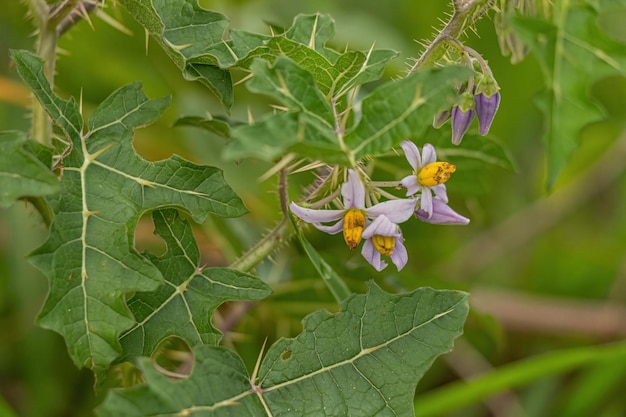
[229, 169, 292, 274]
[407, 0, 495, 73]
[28, 0, 102, 146]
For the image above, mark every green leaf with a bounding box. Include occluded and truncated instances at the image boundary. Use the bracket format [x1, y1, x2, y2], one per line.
[346, 66, 474, 160]
[97, 283, 469, 416]
[173, 115, 234, 139]
[226, 63, 472, 164]
[117, 0, 234, 108]
[12, 49, 247, 381]
[508, 0, 626, 187]
[290, 214, 351, 303]
[120, 209, 271, 358]
[0, 130, 59, 208]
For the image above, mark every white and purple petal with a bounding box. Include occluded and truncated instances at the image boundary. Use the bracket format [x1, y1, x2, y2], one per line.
[289, 202, 344, 224]
[419, 190, 433, 219]
[420, 143, 437, 165]
[361, 239, 387, 271]
[362, 215, 399, 239]
[341, 169, 366, 209]
[390, 235, 408, 271]
[366, 198, 417, 224]
[401, 140, 421, 171]
[400, 174, 420, 196]
[313, 218, 345, 234]
[431, 183, 448, 203]
[417, 199, 469, 225]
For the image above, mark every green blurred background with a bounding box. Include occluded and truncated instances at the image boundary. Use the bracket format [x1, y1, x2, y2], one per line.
[1, 1, 626, 416]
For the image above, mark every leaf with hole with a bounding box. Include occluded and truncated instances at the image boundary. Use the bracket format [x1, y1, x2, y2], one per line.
[119, 209, 271, 359]
[11, 49, 247, 382]
[97, 282, 469, 416]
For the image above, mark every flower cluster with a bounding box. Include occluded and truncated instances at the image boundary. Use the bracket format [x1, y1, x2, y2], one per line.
[435, 45, 501, 145]
[290, 141, 468, 272]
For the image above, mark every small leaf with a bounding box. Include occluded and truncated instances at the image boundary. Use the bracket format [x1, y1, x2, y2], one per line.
[0, 131, 59, 208]
[120, 209, 272, 358]
[97, 283, 469, 416]
[173, 115, 234, 138]
[508, 1, 626, 187]
[13, 49, 247, 382]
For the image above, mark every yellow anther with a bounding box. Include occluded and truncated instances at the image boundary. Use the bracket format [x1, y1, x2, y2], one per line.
[343, 208, 366, 249]
[418, 162, 456, 187]
[372, 235, 395, 256]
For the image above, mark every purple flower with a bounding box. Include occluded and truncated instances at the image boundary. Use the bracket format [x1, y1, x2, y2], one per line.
[474, 92, 500, 136]
[451, 106, 475, 145]
[361, 215, 408, 271]
[399, 141, 455, 219]
[416, 198, 469, 225]
[290, 169, 416, 250]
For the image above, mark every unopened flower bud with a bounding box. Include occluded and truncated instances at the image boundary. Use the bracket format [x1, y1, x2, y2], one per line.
[451, 106, 474, 145]
[474, 91, 500, 136]
[433, 109, 451, 129]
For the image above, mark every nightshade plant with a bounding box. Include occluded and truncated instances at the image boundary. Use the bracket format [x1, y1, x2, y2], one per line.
[2, 0, 626, 415]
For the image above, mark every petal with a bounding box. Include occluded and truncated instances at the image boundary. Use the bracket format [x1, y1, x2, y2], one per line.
[400, 140, 421, 170]
[421, 143, 437, 165]
[341, 169, 366, 209]
[420, 191, 433, 218]
[400, 175, 420, 196]
[390, 236, 408, 271]
[313, 218, 345, 234]
[366, 198, 417, 224]
[362, 215, 399, 239]
[290, 202, 344, 224]
[417, 199, 469, 225]
[431, 184, 448, 203]
[361, 239, 387, 271]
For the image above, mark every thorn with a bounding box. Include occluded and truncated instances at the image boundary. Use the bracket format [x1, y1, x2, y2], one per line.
[308, 13, 318, 49]
[94, 8, 134, 36]
[246, 106, 254, 125]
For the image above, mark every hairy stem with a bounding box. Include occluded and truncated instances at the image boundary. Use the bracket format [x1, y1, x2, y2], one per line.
[229, 170, 292, 273]
[408, 0, 495, 73]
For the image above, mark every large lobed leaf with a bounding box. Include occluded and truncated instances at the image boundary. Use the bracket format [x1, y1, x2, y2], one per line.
[120, 209, 272, 359]
[508, 0, 626, 187]
[0, 130, 59, 208]
[11, 49, 247, 381]
[97, 283, 469, 416]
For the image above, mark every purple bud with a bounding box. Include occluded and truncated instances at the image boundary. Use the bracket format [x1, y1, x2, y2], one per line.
[433, 109, 451, 129]
[416, 198, 469, 225]
[475, 92, 500, 136]
[451, 106, 474, 145]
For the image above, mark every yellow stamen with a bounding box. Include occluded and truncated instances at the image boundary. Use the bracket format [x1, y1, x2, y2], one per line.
[418, 162, 456, 187]
[372, 235, 395, 256]
[343, 208, 365, 249]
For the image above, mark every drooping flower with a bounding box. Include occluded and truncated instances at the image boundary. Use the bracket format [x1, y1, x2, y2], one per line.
[416, 198, 469, 225]
[290, 169, 416, 250]
[361, 215, 408, 271]
[399, 141, 455, 219]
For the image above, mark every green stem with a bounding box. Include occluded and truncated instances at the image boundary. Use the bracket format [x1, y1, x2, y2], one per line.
[408, 0, 495, 73]
[29, 0, 56, 146]
[229, 219, 291, 273]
